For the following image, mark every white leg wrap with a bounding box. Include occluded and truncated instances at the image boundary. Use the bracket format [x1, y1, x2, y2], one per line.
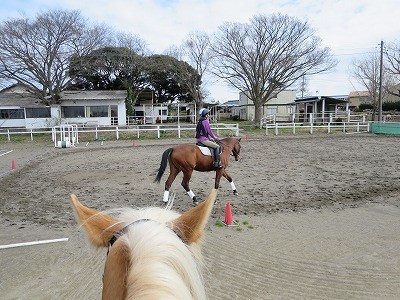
[230, 181, 236, 190]
[187, 190, 195, 199]
[163, 191, 169, 203]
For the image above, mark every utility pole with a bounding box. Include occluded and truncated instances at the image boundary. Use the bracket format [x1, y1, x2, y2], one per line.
[378, 40, 384, 122]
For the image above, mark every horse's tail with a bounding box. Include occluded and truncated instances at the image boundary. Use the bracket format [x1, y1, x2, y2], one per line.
[155, 148, 173, 183]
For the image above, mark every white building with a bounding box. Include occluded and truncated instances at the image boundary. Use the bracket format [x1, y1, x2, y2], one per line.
[59, 90, 127, 127]
[0, 85, 127, 128]
[233, 89, 296, 121]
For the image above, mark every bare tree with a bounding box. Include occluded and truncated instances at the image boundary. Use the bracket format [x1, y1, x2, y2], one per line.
[165, 31, 214, 107]
[163, 45, 184, 60]
[182, 30, 214, 106]
[385, 41, 400, 98]
[352, 53, 392, 120]
[211, 14, 337, 125]
[0, 10, 110, 104]
[114, 32, 150, 56]
[165, 31, 211, 107]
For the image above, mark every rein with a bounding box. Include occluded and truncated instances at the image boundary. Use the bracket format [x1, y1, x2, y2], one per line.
[217, 140, 239, 157]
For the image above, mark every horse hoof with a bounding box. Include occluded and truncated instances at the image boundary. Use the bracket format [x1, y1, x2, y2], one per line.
[192, 197, 198, 206]
[233, 190, 238, 196]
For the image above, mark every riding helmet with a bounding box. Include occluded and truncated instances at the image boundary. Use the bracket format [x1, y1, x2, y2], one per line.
[199, 108, 210, 116]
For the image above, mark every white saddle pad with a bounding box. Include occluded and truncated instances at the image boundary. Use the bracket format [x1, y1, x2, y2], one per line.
[197, 146, 212, 156]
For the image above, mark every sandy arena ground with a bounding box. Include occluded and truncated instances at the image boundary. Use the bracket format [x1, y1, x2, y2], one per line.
[1, 134, 400, 299]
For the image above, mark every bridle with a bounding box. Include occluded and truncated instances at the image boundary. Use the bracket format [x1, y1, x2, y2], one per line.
[108, 219, 149, 253]
[217, 140, 240, 159]
[107, 219, 185, 255]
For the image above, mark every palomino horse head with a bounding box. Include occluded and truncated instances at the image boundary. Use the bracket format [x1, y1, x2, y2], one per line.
[71, 189, 217, 300]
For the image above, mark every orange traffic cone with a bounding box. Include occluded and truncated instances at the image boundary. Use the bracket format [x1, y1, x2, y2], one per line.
[11, 160, 16, 170]
[223, 202, 234, 226]
[132, 140, 137, 146]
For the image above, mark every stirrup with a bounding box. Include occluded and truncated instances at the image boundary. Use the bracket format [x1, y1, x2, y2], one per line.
[214, 161, 223, 168]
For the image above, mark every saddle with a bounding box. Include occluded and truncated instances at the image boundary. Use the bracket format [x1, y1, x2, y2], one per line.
[196, 142, 222, 157]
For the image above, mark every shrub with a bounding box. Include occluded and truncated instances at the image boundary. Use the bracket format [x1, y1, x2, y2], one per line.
[359, 103, 374, 111]
[383, 101, 400, 111]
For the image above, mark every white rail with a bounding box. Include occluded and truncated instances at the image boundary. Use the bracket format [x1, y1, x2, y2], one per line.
[0, 123, 239, 142]
[265, 122, 370, 135]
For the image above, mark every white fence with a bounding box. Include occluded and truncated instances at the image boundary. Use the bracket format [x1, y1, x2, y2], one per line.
[260, 112, 369, 128]
[265, 122, 370, 135]
[0, 123, 239, 142]
[260, 111, 370, 135]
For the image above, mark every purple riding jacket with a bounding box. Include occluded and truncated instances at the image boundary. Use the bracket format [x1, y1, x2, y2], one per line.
[196, 118, 218, 143]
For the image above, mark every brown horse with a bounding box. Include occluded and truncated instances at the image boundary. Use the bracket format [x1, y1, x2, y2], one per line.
[71, 189, 217, 299]
[155, 137, 241, 204]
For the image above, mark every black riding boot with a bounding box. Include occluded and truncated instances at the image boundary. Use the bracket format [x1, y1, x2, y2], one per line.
[213, 147, 222, 168]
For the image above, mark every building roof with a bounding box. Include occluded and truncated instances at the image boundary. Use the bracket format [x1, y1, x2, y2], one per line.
[294, 96, 348, 105]
[0, 87, 128, 108]
[218, 100, 239, 107]
[0, 93, 45, 108]
[349, 91, 370, 98]
[60, 90, 127, 100]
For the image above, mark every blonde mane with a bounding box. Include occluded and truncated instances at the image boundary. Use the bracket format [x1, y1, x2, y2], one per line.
[71, 189, 217, 300]
[117, 208, 206, 299]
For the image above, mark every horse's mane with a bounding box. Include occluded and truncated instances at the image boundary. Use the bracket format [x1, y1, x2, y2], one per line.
[110, 207, 207, 300]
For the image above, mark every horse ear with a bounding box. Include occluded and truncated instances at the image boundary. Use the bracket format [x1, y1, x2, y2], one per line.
[70, 194, 125, 248]
[171, 189, 217, 244]
[238, 138, 242, 142]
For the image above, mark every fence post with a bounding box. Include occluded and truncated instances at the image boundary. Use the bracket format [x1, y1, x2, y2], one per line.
[157, 126, 160, 139]
[178, 124, 181, 138]
[137, 125, 140, 139]
[357, 122, 360, 132]
[310, 114, 313, 134]
[343, 123, 346, 133]
[274, 123, 278, 135]
[116, 126, 119, 140]
[7, 129, 10, 141]
[30, 129, 33, 141]
[292, 122, 296, 134]
[236, 123, 239, 136]
[328, 122, 331, 133]
[95, 127, 98, 139]
[265, 124, 269, 135]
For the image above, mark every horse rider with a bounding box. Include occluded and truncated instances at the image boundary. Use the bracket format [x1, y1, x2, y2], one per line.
[195, 108, 223, 168]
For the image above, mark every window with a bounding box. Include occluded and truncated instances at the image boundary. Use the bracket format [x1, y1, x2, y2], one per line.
[25, 107, 51, 118]
[61, 106, 85, 118]
[110, 105, 118, 117]
[0, 109, 25, 119]
[89, 106, 108, 117]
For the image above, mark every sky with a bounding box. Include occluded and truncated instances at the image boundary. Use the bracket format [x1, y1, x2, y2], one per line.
[1, 0, 399, 103]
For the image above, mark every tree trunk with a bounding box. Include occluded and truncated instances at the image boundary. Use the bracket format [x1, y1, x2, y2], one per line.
[253, 100, 263, 127]
[126, 87, 134, 116]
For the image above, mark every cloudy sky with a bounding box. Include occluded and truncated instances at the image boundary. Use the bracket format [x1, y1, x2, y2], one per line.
[1, 0, 399, 102]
